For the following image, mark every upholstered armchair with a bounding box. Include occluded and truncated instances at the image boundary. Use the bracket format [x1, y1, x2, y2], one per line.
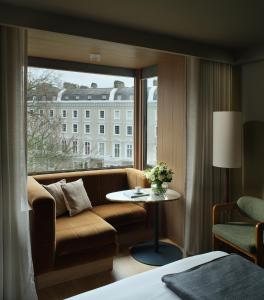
[213, 196, 264, 267]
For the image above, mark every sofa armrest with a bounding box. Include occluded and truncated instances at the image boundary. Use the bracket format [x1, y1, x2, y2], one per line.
[28, 176, 56, 274]
[213, 202, 237, 225]
[125, 168, 150, 189]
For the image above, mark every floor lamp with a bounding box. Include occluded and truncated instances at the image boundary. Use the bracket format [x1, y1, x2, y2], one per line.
[213, 111, 242, 202]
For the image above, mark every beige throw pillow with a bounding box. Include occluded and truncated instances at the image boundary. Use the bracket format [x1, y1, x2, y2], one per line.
[43, 179, 68, 217]
[61, 178, 92, 216]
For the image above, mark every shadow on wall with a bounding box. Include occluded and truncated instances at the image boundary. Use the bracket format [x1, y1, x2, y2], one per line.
[243, 121, 264, 199]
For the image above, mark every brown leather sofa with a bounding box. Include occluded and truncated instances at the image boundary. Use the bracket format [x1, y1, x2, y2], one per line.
[27, 168, 148, 278]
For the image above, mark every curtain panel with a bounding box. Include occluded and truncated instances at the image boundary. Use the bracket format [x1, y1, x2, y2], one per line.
[185, 57, 233, 255]
[0, 26, 37, 299]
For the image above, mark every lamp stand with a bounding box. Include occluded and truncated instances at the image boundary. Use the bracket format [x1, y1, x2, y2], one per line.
[224, 168, 230, 202]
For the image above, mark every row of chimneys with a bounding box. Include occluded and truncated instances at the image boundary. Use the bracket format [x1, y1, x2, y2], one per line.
[63, 80, 125, 90]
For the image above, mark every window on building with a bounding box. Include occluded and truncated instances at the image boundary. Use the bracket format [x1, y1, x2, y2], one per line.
[75, 95, 80, 100]
[126, 110, 133, 120]
[127, 125, 133, 136]
[27, 66, 134, 173]
[32, 95, 37, 101]
[73, 140, 78, 153]
[73, 123, 78, 133]
[99, 124, 105, 134]
[114, 110, 120, 120]
[42, 95, 47, 101]
[29, 109, 34, 115]
[126, 144, 133, 158]
[114, 144, 120, 158]
[73, 110, 78, 118]
[85, 124, 90, 134]
[99, 110, 105, 119]
[98, 142, 105, 156]
[114, 125, 120, 135]
[117, 95, 122, 100]
[49, 109, 54, 118]
[84, 141, 91, 155]
[85, 110, 90, 119]
[62, 109, 67, 118]
[62, 124, 67, 133]
[144, 76, 158, 167]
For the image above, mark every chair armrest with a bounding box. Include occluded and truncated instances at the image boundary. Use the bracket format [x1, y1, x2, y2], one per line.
[256, 222, 264, 250]
[125, 168, 150, 189]
[28, 176, 56, 274]
[213, 202, 237, 224]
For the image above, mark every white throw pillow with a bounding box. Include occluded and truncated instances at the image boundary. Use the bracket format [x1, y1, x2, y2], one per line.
[43, 179, 67, 217]
[61, 178, 92, 216]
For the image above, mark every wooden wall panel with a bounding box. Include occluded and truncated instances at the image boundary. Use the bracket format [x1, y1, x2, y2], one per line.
[157, 54, 187, 247]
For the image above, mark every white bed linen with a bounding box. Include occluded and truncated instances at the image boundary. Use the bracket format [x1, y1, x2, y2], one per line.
[67, 251, 228, 300]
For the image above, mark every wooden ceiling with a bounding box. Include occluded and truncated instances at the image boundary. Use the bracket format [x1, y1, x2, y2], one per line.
[28, 29, 164, 69]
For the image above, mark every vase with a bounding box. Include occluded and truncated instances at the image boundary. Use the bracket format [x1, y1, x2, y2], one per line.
[151, 182, 168, 196]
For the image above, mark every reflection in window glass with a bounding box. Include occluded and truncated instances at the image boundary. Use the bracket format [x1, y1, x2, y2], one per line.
[144, 76, 158, 167]
[27, 67, 134, 173]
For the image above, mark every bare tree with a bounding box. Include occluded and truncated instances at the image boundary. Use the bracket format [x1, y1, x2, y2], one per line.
[27, 68, 74, 173]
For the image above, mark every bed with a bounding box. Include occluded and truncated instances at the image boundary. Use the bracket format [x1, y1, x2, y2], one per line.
[66, 251, 228, 300]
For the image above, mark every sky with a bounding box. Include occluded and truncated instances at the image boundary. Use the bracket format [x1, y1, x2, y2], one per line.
[29, 67, 134, 88]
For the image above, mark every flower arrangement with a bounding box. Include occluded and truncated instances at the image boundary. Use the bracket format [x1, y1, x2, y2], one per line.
[144, 162, 173, 195]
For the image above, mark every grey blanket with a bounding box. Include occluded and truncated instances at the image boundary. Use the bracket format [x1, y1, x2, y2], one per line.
[162, 254, 264, 300]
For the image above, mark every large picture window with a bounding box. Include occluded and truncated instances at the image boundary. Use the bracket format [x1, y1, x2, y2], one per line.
[27, 67, 134, 173]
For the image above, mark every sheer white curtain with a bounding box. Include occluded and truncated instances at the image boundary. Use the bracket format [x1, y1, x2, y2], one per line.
[185, 57, 232, 255]
[0, 26, 37, 299]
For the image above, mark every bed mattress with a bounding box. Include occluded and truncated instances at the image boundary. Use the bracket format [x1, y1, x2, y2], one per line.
[67, 251, 228, 300]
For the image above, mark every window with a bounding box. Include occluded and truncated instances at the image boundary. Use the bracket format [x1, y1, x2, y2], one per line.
[73, 140, 78, 153]
[114, 144, 120, 158]
[99, 124, 105, 134]
[84, 123, 90, 134]
[99, 110, 105, 119]
[144, 76, 158, 167]
[84, 141, 91, 155]
[126, 110, 133, 120]
[62, 124, 67, 133]
[85, 110, 90, 119]
[49, 109, 54, 118]
[32, 95, 37, 101]
[42, 95, 47, 101]
[27, 66, 134, 172]
[117, 95, 122, 100]
[73, 123, 78, 133]
[114, 110, 120, 120]
[127, 125, 133, 136]
[73, 110, 78, 118]
[29, 109, 34, 115]
[98, 142, 105, 156]
[126, 144, 133, 158]
[114, 125, 120, 135]
[62, 109, 67, 118]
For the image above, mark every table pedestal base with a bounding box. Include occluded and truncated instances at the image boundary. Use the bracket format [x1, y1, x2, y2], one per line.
[130, 241, 182, 266]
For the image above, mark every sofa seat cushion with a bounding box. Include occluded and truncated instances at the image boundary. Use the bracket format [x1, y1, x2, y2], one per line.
[92, 203, 147, 230]
[56, 210, 116, 256]
[213, 223, 257, 253]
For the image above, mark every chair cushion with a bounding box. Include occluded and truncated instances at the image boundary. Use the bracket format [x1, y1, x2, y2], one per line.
[237, 196, 264, 222]
[92, 203, 147, 230]
[56, 210, 116, 256]
[213, 223, 257, 253]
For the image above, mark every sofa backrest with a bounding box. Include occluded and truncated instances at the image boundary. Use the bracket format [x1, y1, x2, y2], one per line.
[237, 196, 264, 222]
[33, 169, 129, 207]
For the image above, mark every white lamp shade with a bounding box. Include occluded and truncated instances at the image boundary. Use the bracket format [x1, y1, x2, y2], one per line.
[213, 111, 242, 168]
